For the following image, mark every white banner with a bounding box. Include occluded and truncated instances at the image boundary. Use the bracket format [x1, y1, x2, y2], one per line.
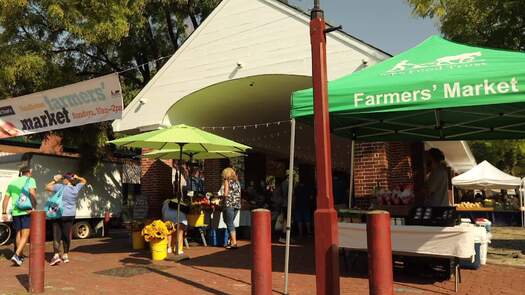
[0, 73, 123, 138]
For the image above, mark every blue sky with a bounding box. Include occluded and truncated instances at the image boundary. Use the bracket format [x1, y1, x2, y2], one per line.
[287, 0, 440, 55]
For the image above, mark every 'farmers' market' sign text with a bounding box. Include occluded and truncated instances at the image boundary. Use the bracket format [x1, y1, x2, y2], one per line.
[0, 74, 123, 138]
[354, 77, 519, 107]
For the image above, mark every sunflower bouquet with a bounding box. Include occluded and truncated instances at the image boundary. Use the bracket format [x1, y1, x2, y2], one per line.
[141, 220, 175, 242]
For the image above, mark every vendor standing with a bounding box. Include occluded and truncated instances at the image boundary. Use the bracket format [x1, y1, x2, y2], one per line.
[424, 148, 450, 207]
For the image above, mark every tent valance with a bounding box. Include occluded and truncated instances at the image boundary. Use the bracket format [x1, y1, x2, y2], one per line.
[451, 160, 521, 190]
[291, 36, 525, 141]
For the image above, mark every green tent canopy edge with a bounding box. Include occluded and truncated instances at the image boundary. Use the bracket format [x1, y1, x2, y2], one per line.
[291, 36, 525, 141]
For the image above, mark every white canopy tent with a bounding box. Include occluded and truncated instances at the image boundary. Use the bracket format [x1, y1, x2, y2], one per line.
[452, 160, 523, 227]
[452, 160, 521, 190]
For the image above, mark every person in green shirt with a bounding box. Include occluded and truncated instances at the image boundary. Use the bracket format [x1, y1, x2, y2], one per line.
[1, 166, 37, 266]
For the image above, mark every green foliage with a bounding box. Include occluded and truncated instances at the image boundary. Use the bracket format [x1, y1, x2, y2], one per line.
[408, 0, 525, 176]
[407, 0, 525, 51]
[469, 141, 525, 176]
[0, 0, 220, 170]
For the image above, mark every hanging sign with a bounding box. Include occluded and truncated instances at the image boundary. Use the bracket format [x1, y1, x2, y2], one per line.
[0, 73, 123, 138]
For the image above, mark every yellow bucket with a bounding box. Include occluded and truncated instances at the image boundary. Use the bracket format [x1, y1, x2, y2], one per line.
[188, 211, 205, 227]
[150, 238, 168, 261]
[131, 231, 145, 250]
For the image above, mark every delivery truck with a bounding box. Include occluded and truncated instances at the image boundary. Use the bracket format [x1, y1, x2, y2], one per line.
[0, 152, 123, 240]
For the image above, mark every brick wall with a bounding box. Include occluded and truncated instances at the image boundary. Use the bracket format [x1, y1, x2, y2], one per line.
[203, 159, 229, 193]
[353, 142, 415, 198]
[353, 142, 389, 198]
[386, 142, 414, 190]
[140, 149, 173, 218]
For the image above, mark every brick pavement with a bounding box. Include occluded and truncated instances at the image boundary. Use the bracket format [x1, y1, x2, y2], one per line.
[0, 232, 524, 295]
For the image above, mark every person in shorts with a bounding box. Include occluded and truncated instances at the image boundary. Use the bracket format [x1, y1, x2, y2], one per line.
[1, 166, 37, 266]
[162, 198, 188, 255]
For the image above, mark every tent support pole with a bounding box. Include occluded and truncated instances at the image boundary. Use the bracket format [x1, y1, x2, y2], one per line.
[348, 140, 355, 208]
[176, 143, 185, 255]
[284, 118, 296, 295]
[521, 185, 524, 228]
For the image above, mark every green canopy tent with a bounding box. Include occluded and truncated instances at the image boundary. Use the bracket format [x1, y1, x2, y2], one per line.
[291, 34, 525, 216]
[292, 36, 525, 141]
[286, 36, 525, 287]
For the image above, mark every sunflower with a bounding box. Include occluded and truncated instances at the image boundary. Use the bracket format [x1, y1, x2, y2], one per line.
[141, 219, 171, 242]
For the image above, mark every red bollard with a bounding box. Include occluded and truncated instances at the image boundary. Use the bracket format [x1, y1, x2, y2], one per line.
[367, 210, 394, 295]
[251, 209, 272, 295]
[104, 210, 111, 237]
[29, 211, 46, 293]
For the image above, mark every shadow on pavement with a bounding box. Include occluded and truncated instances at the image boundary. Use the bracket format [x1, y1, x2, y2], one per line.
[16, 274, 29, 292]
[181, 242, 315, 275]
[0, 248, 13, 259]
[147, 267, 231, 295]
[490, 239, 525, 252]
[73, 236, 147, 255]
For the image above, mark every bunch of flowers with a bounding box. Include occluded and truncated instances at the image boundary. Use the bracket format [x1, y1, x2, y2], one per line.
[193, 195, 223, 211]
[141, 220, 175, 242]
[191, 196, 211, 207]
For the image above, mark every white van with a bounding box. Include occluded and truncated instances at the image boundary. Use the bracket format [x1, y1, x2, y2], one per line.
[0, 153, 123, 239]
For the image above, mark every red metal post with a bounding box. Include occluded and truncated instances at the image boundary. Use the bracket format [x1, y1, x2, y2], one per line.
[251, 209, 272, 295]
[310, 6, 340, 295]
[366, 211, 394, 295]
[29, 211, 46, 293]
[104, 210, 111, 237]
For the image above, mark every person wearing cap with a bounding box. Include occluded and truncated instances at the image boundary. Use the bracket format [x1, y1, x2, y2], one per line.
[46, 172, 87, 265]
[1, 166, 37, 266]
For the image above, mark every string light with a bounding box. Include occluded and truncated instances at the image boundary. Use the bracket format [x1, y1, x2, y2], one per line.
[201, 119, 291, 130]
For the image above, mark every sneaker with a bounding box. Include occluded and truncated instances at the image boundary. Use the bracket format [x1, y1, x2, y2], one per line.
[49, 255, 62, 266]
[62, 254, 69, 263]
[167, 247, 173, 254]
[11, 254, 23, 266]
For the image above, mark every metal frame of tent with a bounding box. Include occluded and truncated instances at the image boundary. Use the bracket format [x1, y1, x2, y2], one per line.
[285, 35, 525, 291]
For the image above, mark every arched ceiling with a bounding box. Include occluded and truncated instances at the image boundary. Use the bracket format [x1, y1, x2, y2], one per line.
[164, 74, 311, 126]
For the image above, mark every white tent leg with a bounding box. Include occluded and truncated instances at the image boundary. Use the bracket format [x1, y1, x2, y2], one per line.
[284, 119, 296, 295]
[520, 187, 525, 227]
[348, 140, 355, 208]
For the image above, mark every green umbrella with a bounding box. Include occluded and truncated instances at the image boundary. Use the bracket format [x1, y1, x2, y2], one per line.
[109, 124, 250, 152]
[109, 124, 250, 256]
[292, 36, 525, 141]
[144, 149, 245, 160]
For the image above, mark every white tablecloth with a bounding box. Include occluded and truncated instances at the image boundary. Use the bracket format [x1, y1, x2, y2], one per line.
[338, 223, 476, 258]
[206, 210, 251, 229]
